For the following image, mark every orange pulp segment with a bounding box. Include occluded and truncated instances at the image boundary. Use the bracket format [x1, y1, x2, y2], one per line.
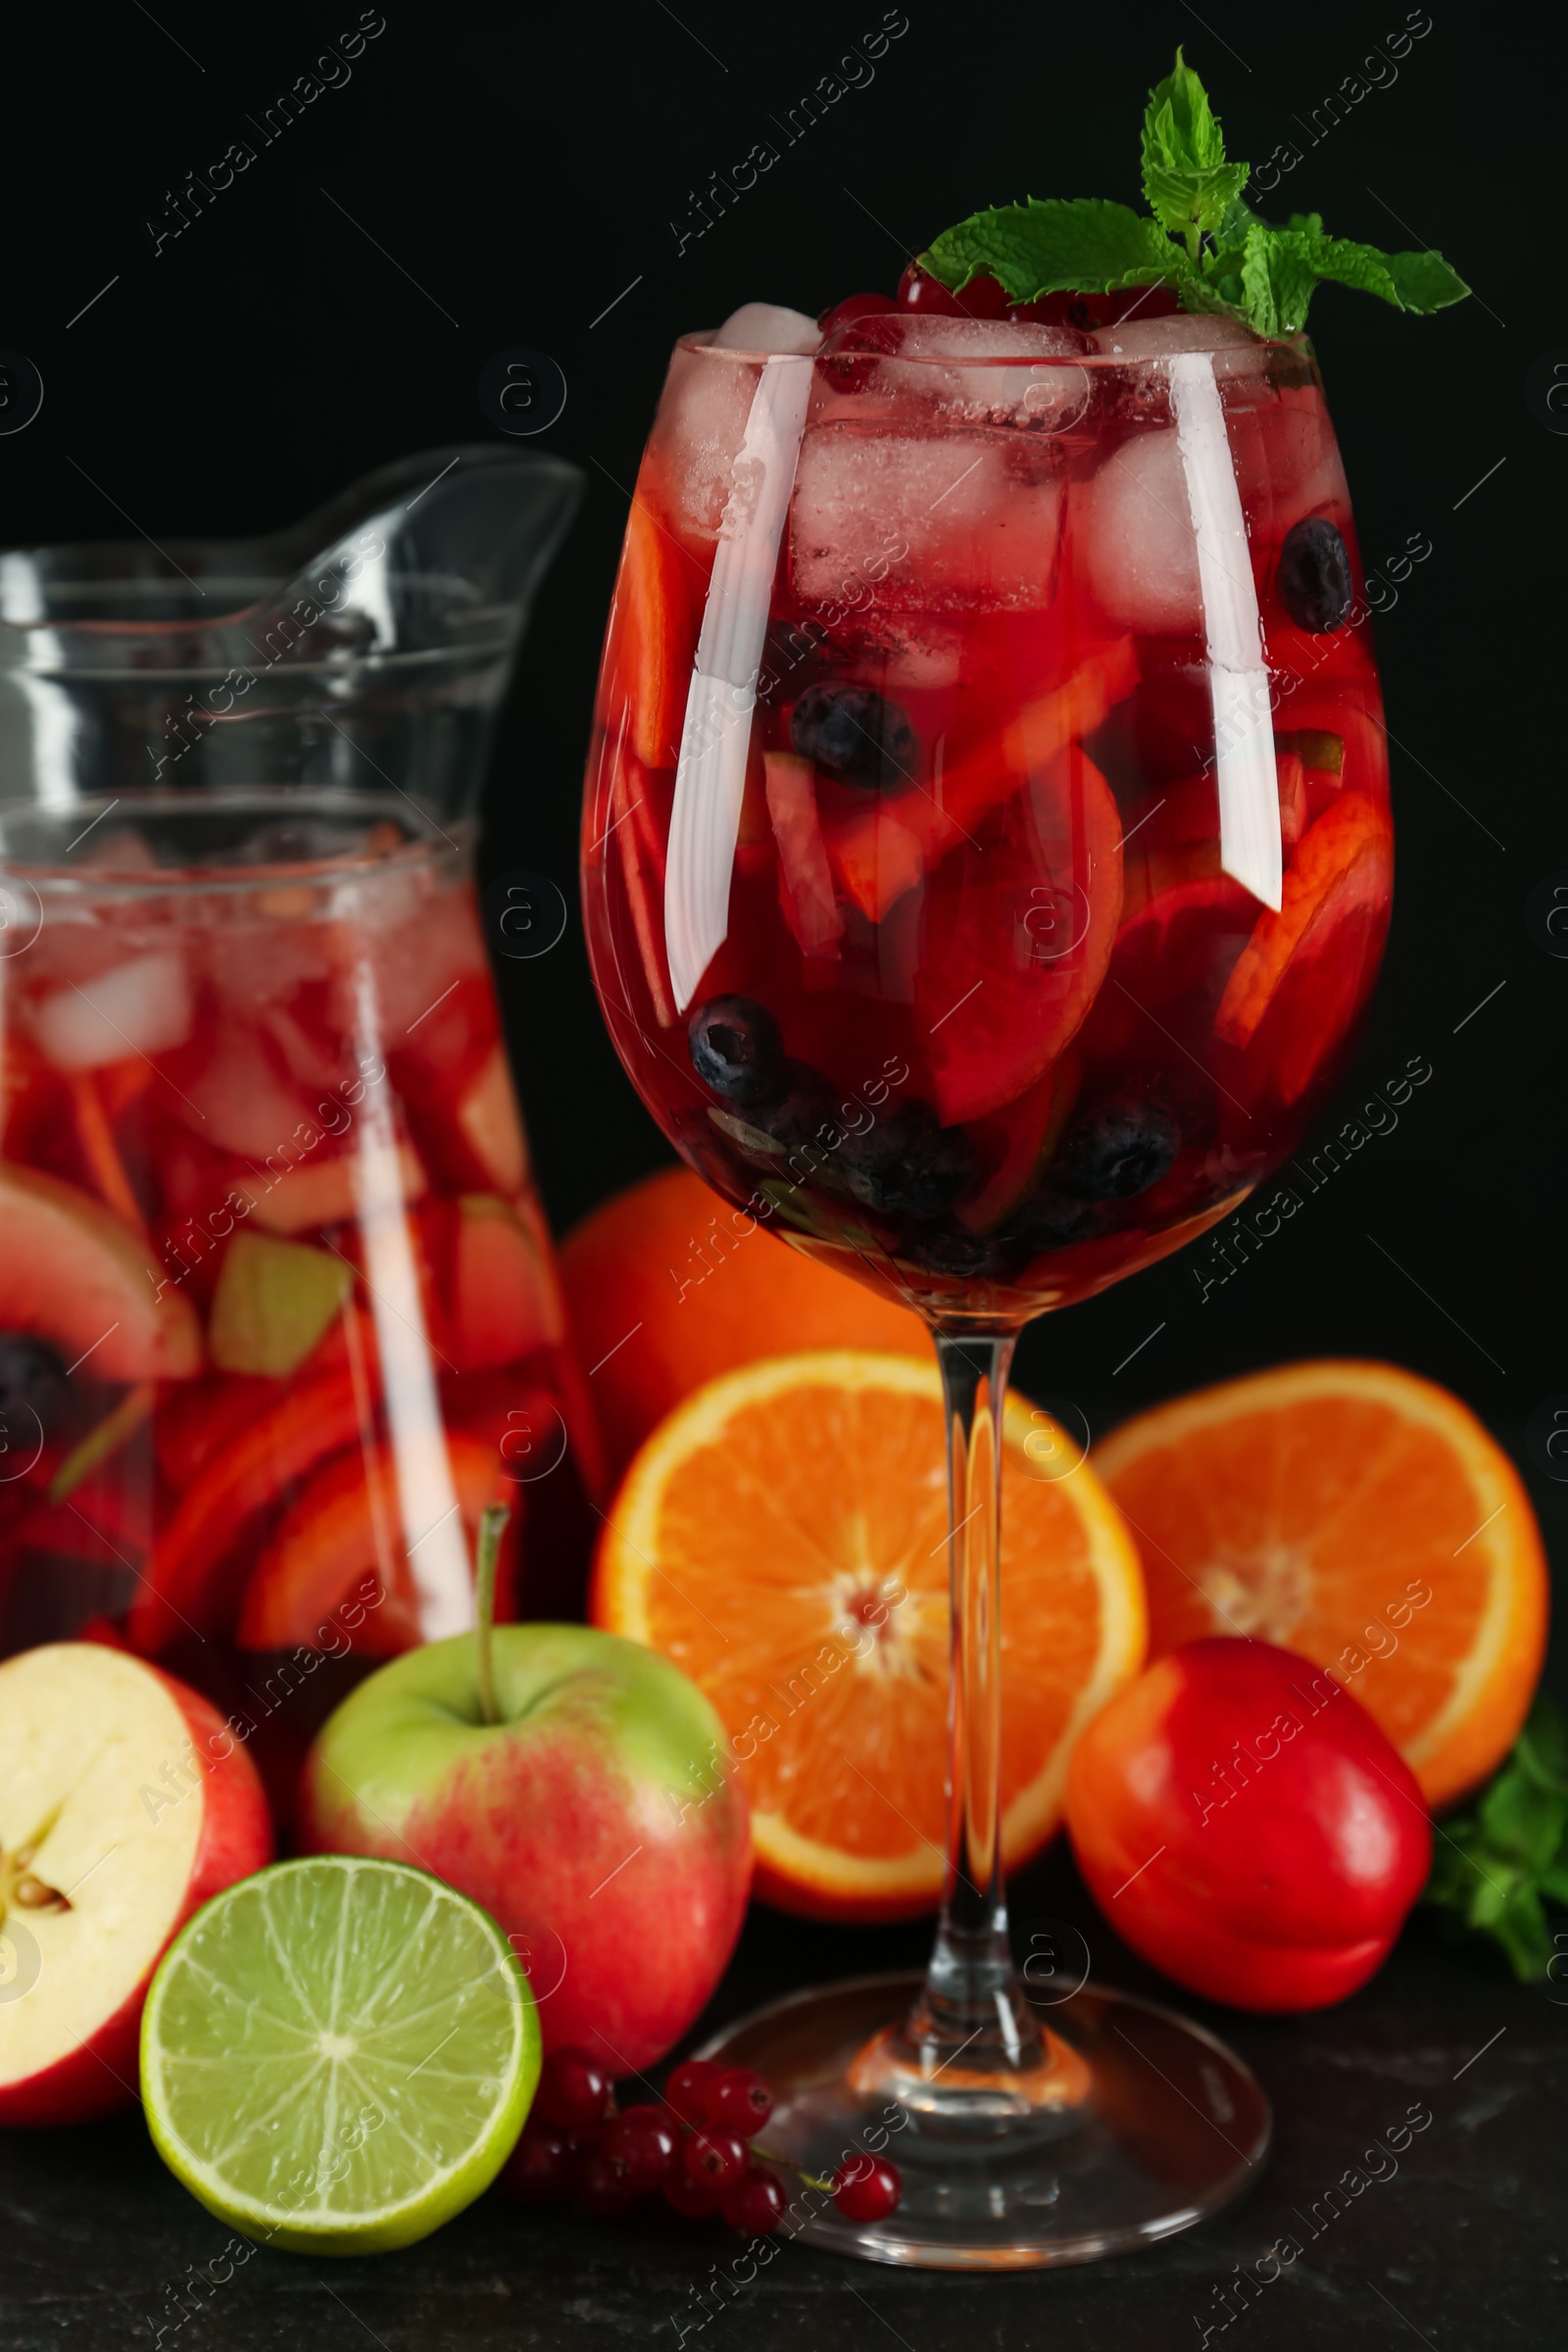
[592, 1351, 1146, 1920]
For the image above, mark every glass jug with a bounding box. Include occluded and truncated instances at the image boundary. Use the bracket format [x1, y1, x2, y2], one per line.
[0, 444, 580, 814]
[0, 452, 596, 1814]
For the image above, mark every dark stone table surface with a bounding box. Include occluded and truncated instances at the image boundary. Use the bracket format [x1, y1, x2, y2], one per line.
[3, 1843, 1559, 2352]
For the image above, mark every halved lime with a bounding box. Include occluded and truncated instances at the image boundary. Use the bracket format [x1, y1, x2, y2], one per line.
[141, 1855, 538, 2254]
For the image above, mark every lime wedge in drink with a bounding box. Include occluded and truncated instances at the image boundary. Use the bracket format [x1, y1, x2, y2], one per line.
[140, 1856, 538, 2254]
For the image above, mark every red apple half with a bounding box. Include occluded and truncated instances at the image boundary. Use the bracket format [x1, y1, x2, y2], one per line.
[0, 1643, 273, 2124]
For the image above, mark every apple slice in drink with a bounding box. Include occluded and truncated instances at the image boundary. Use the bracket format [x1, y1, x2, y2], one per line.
[956, 1052, 1081, 1234]
[156, 1374, 281, 1493]
[914, 746, 1125, 1124]
[455, 1049, 529, 1197]
[764, 753, 843, 958]
[208, 1232, 355, 1378]
[0, 1642, 271, 2125]
[1115, 850, 1257, 989]
[130, 1368, 370, 1651]
[228, 1142, 427, 1236]
[826, 636, 1138, 921]
[0, 1163, 200, 1383]
[236, 1432, 511, 1654]
[449, 1195, 564, 1375]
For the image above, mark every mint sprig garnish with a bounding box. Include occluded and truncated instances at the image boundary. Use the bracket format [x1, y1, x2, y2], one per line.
[1423, 1695, 1568, 1983]
[1140, 50, 1250, 256]
[917, 49, 1470, 339]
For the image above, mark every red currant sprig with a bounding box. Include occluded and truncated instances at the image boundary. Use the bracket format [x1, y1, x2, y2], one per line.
[500, 2046, 903, 2232]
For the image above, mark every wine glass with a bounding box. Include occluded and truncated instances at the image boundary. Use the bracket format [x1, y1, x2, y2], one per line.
[580, 307, 1391, 2267]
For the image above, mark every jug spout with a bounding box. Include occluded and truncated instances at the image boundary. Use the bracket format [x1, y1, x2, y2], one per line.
[0, 446, 582, 815]
[268, 444, 583, 649]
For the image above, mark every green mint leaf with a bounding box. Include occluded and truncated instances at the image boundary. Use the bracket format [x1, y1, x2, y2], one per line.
[1300, 236, 1401, 303]
[1218, 195, 1264, 245]
[1518, 1695, 1568, 1792]
[918, 199, 1178, 304]
[1143, 47, 1228, 176]
[1225, 222, 1471, 337]
[1297, 233, 1470, 315]
[1142, 50, 1249, 245]
[1489, 1886, 1556, 1983]
[1239, 222, 1322, 337]
[1480, 1769, 1568, 1875]
[1377, 247, 1472, 313]
[1146, 157, 1251, 245]
[1423, 1697, 1568, 1982]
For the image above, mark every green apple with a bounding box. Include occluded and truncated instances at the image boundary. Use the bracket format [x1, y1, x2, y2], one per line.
[299, 1619, 751, 2074]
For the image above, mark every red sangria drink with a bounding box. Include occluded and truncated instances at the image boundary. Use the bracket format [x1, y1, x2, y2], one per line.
[0, 793, 599, 1808]
[585, 309, 1391, 1321]
[581, 49, 1460, 2274]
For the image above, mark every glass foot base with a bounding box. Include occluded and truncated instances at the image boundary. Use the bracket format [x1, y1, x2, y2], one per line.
[699, 1971, 1270, 2271]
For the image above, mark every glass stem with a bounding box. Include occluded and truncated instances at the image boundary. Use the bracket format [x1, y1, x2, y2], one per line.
[917, 1329, 1038, 2068]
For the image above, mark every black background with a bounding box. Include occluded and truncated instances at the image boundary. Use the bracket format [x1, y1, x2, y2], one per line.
[2, 3, 1566, 2345]
[0, 14, 1561, 1629]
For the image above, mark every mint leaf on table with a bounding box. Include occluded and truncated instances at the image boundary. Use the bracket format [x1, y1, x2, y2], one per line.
[916, 48, 1471, 340]
[1423, 1694, 1568, 1983]
[919, 199, 1177, 304]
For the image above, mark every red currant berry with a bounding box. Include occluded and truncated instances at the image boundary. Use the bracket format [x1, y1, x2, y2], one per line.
[896, 263, 1008, 318]
[722, 2165, 788, 2236]
[664, 2166, 724, 2219]
[708, 2068, 774, 2136]
[817, 292, 897, 336]
[600, 2103, 680, 2193]
[499, 2116, 572, 2203]
[664, 2056, 724, 2124]
[831, 2154, 903, 2223]
[894, 261, 958, 315]
[573, 2144, 643, 2219]
[683, 2126, 749, 2188]
[535, 2046, 614, 2132]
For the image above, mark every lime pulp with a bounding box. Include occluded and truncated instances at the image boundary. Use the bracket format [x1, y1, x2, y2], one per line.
[140, 1855, 538, 2254]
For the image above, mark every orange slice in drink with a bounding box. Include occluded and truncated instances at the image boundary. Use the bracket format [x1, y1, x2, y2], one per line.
[1094, 1360, 1548, 1809]
[615, 496, 693, 770]
[591, 1351, 1146, 1921]
[1213, 790, 1392, 1060]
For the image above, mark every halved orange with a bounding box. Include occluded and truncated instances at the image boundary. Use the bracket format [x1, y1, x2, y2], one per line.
[591, 1351, 1146, 1920]
[1094, 1361, 1548, 1810]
